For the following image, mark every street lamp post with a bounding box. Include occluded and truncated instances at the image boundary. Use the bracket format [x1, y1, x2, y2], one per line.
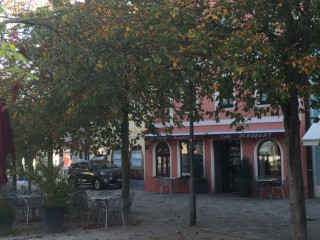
[186, 79, 196, 226]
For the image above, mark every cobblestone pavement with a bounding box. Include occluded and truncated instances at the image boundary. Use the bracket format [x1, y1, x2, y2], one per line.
[4, 180, 320, 240]
[131, 187, 320, 240]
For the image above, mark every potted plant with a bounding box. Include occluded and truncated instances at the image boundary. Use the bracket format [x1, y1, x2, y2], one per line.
[235, 157, 253, 197]
[31, 162, 73, 233]
[0, 190, 15, 236]
[194, 155, 208, 194]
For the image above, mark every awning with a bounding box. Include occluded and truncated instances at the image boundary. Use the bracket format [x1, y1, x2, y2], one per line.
[302, 120, 320, 146]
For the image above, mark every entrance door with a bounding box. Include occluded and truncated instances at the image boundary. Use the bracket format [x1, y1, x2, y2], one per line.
[214, 140, 241, 193]
[156, 142, 170, 177]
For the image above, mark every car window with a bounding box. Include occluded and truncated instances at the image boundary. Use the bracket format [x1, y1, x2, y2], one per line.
[91, 161, 117, 169]
[80, 163, 88, 170]
[91, 155, 107, 161]
[70, 163, 78, 169]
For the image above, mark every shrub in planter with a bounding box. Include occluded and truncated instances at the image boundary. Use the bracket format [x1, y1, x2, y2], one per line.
[0, 191, 15, 236]
[195, 176, 208, 194]
[194, 155, 208, 194]
[235, 157, 253, 197]
[31, 163, 74, 233]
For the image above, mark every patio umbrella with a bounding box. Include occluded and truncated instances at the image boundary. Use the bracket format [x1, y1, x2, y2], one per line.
[0, 100, 15, 186]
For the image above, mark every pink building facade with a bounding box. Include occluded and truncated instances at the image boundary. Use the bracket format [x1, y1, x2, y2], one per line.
[144, 99, 309, 197]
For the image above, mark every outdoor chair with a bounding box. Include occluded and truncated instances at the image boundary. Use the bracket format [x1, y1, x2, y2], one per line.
[98, 191, 114, 197]
[123, 192, 135, 216]
[107, 194, 126, 228]
[24, 194, 44, 224]
[5, 192, 18, 208]
[251, 178, 267, 199]
[271, 176, 288, 199]
[154, 177, 172, 195]
[177, 176, 189, 193]
[77, 191, 96, 226]
[96, 199, 108, 229]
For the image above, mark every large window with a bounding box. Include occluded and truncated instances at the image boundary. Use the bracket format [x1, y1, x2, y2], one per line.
[180, 141, 203, 176]
[256, 89, 269, 105]
[156, 142, 170, 176]
[258, 140, 281, 179]
[112, 150, 122, 167]
[216, 77, 234, 109]
[130, 146, 143, 168]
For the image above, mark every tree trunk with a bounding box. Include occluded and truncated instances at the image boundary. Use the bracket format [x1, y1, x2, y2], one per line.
[282, 90, 307, 240]
[121, 105, 130, 209]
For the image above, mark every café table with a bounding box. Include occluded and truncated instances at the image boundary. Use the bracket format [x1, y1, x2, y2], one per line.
[155, 177, 178, 194]
[169, 177, 178, 194]
[89, 194, 122, 230]
[256, 178, 278, 200]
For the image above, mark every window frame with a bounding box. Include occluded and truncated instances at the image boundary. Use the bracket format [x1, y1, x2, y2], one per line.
[257, 140, 282, 180]
[156, 141, 170, 177]
[179, 140, 204, 177]
[255, 89, 269, 106]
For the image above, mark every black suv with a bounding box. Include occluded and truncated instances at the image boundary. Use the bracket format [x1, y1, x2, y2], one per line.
[67, 160, 122, 190]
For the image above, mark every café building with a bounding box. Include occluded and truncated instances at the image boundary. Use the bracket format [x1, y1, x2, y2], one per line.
[144, 104, 309, 196]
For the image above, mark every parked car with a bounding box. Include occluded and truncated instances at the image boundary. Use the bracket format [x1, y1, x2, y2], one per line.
[67, 160, 122, 190]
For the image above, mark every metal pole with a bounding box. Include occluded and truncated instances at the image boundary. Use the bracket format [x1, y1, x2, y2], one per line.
[189, 82, 196, 226]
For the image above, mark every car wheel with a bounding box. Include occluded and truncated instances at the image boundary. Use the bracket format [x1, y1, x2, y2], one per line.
[94, 179, 102, 190]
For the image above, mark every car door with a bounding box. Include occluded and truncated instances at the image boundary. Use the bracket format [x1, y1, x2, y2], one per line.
[80, 163, 91, 184]
[76, 163, 87, 184]
[84, 163, 95, 184]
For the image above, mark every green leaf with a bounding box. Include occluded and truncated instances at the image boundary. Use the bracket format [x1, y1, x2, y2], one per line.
[0, 49, 4, 58]
[6, 67, 22, 73]
[13, 52, 26, 62]
[8, 43, 16, 52]
[154, 55, 162, 64]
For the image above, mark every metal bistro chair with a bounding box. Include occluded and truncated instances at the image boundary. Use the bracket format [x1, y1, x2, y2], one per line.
[5, 192, 19, 208]
[96, 199, 108, 229]
[155, 177, 172, 195]
[178, 176, 189, 193]
[77, 191, 96, 226]
[271, 176, 288, 199]
[123, 192, 135, 216]
[24, 194, 43, 224]
[251, 178, 267, 199]
[96, 194, 126, 230]
[98, 191, 114, 197]
[107, 195, 126, 228]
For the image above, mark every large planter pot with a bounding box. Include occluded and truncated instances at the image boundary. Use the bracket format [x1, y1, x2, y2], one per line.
[41, 207, 65, 233]
[195, 180, 208, 194]
[0, 214, 14, 236]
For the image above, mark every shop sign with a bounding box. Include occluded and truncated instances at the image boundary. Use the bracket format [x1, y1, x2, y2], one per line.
[212, 132, 283, 139]
[147, 131, 284, 141]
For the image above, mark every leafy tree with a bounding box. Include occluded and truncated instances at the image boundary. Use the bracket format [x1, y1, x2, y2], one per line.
[1, 0, 201, 206]
[192, 1, 320, 239]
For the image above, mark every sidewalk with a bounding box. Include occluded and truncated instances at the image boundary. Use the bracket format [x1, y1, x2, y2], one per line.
[4, 180, 320, 240]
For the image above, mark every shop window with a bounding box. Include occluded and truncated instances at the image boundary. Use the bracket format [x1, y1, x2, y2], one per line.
[216, 77, 235, 109]
[256, 89, 269, 105]
[180, 141, 203, 176]
[156, 142, 170, 176]
[257, 140, 281, 179]
[130, 146, 143, 168]
[112, 150, 122, 167]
